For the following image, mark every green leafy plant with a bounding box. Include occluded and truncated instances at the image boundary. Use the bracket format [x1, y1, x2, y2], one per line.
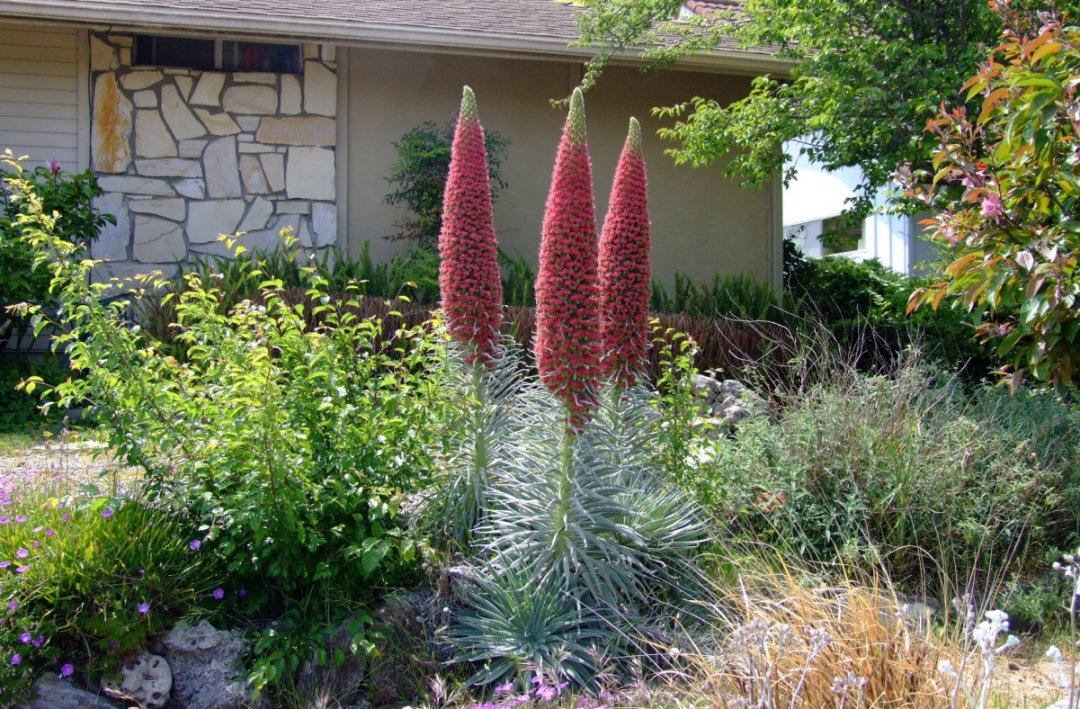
[650, 272, 777, 320]
[5, 155, 449, 694]
[905, 2, 1080, 386]
[385, 120, 509, 250]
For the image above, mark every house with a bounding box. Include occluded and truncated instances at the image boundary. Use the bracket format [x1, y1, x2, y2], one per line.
[0, 0, 789, 288]
[783, 151, 940, 275]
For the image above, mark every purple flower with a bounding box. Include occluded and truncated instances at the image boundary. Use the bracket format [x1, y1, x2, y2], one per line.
[14, 549, 28, 559]
[45, 529, 54, 537]
[18, 632, 31, 644]
[495, 682, 514, 694]
[32, 635, 45, 648]
[101, 508, 114, 519]
[0, 517, 8, 524]
[189, 540, 201, 552]
[15, 565, 29, 574]
[137, 602, 150, 615]
[60, 513, 71, 523]
[238, 587, 247, 598]
[59, 663, 74, 678]
[536, 685, 558, 702]
[10, 653, 21, 666]
[14, 515, 25, 524]
[0, 561, 10, 568]
[46, 159, 60, 176]
[470, 704, 498, 709]
[981, 192, 1004, 219]
[212, 587, 225, 601]
[8, 600, 17, 611]
[31, 541, 41, 549]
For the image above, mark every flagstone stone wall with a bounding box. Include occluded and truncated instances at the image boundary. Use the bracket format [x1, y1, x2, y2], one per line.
[88, 32, 339, 281]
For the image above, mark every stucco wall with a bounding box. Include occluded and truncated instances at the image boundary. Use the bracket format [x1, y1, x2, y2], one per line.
[345, 48, 780, 287]
[88, 33, 340, 282]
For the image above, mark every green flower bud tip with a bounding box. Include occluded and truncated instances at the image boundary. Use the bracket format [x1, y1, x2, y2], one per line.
[567, 87, 587, 144]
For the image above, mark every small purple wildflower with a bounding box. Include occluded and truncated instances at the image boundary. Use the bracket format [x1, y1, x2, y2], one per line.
[137, 602, 150, 615]
[470, 704, 497, 709]
[15, 565, 29, 574]
[510, 695, 531, 706]
[32, 636, 45, 648]
[8, 600, 17, 611]
[18, 632, 31, 644]
[15, 549, 28, 559]
[536, 685, 558, 702]
[189, 540, 201, 552]
[137, 567, 144, 575]
[60, 663, 74, 678]
[45, 529, 54, 537]
[31, 541, 41, 549]
[10, 653, 21, 666]
[0, 561, 10, 569]
[109, 641, 118, 650]
[212, 587, 225, 601]
[101, 508, 114, 519]
[981, 192, 1004, 219]
[60, 513, 70, 523]
[0, 517, 8, 524]
[238, 587, 247, 598]
[14, 515, 25, 524]
[495, 682, 514, 694]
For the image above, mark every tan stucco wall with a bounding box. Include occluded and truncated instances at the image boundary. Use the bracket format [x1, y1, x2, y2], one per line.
[344, 48, 780, 288]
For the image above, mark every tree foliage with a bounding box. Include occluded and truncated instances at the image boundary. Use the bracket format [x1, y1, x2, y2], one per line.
[575, 0, 1071, 215]
[904, 3, 1080, 387]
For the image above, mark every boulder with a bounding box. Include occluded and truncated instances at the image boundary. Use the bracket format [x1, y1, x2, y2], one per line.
[163, 620, 253, 709]
[15, 675, 116, 709]
[101, 652, 171, 707]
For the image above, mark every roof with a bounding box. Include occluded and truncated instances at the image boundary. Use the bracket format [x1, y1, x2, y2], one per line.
[0, 0, 788, 74]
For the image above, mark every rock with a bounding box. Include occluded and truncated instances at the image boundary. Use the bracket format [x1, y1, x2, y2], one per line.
[174, 75, 194, 101]
[235, 115, 261, 132]
[90, 193, 129, 261]
[128, 198, 186, 221]
[179, 139, 208, 159]
[322, 45, 337, 63]
[203, 137, 242, 198]
[120, 70, 163, 92]
[275, 200, 311, 215]
[133, 215, 186, 262]
[101, 652, 171, 707]
[90, 35, 118, 72]
[232, 72, 277, 86]
[260, 153, 285, 192]
[194, 108, 241, 137]
[256, 116, 336, 146]
[135, 110, 177, 158]
[691, 374, 723, 402]
[133, 90, 157, 108]
[190, 74, 226, 107]
[161, 84, 207, 140]
[98, 175, 175, 196]
[238, 197, 274, 232]
[175, 178, 206, 199]
[187, 199, 246, 243]
[163, 620, 253, 709]
[16, 674, 116, 708]
[92, 74, 133, 173]
[239, 155, 269, 194]
[311, 202, 337, 246]
[285, 147, 335, 200]
[303, 61, 336, 116]
[720, 379, 746, 399]
[135, 157, 202, 178]
[279, 74, 302, 115]
[222, 85, 278, 115]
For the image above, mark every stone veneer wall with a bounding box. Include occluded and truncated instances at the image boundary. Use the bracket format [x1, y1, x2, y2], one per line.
[88, 33, 339, 280]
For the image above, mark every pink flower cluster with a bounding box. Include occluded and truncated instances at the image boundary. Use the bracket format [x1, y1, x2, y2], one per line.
[534, 88, 603, 427]
[438, 85, 504, 366]
[598, 118, 651, 388]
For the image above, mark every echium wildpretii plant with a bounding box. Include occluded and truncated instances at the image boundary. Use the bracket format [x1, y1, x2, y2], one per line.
[434, 86, 518, 544]
[534, 87, 603, 431]
[598, 117, 652, 390]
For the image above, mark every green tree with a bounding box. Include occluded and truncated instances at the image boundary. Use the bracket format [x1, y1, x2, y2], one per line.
[904, 3, 1080, 387]
[575, 0, 1071, 216]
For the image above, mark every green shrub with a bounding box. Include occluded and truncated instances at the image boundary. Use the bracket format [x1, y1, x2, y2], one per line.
[0, 493, 220, 698]
[7, 157, 450, 693]
[651, 272, 778, 320]
[385, 120, 508, 250]
[0, 357, 69, 435]
[684, 358, 1080, 597]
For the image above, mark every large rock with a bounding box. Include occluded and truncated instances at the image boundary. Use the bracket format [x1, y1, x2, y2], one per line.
[285, 147, 335, 201]
[128, 198, 186, 222]
[133, 216, 186, 262]
[15, 674, 116, 709]
[101, 652, 171, 708]
[97, 176, 174, 196]
[135, 110, 177, 159]
[203, 136, 242, 198]
[190, 74, 225, 107]
[121, 70, 164, 91]
[135, 158, 202, 178]
[163, 620, 253, 709]
[256, 116, 336, 146]
[92, 74, 133, 173]
[161, 84, 207, 140]
[187, 199, 246, 243]
[311, 202, 337, 247]
[222, 85, 278, 115]
[303, 61, 336, 116]
[90, 193, 129, 261]
[260, 153, 285, 193]
[194, 108, 241, 137]
[279, 74, 302, 115]
[691, 374, 769, 432]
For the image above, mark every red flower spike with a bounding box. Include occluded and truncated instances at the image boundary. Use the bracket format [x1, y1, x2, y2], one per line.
[534, 87, 602, 429]
[438, 85, 503, 365]
[599, 117, 651, 388]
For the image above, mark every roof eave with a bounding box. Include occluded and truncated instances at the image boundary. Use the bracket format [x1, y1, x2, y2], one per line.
[0, 0, 793, 76]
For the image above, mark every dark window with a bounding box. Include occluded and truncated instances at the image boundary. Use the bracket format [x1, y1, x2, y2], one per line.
[133, 35, 301, 74]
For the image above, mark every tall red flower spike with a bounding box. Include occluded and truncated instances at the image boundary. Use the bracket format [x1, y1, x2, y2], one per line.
[599, 117, 651, 389]
[534, 87, 602, 428]
[438, 85, 503, 365]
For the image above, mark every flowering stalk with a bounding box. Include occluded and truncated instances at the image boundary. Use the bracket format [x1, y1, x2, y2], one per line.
[534, 87, 602, 430]
[438, 85, 503, 365]
[598, 117, 651, 390]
